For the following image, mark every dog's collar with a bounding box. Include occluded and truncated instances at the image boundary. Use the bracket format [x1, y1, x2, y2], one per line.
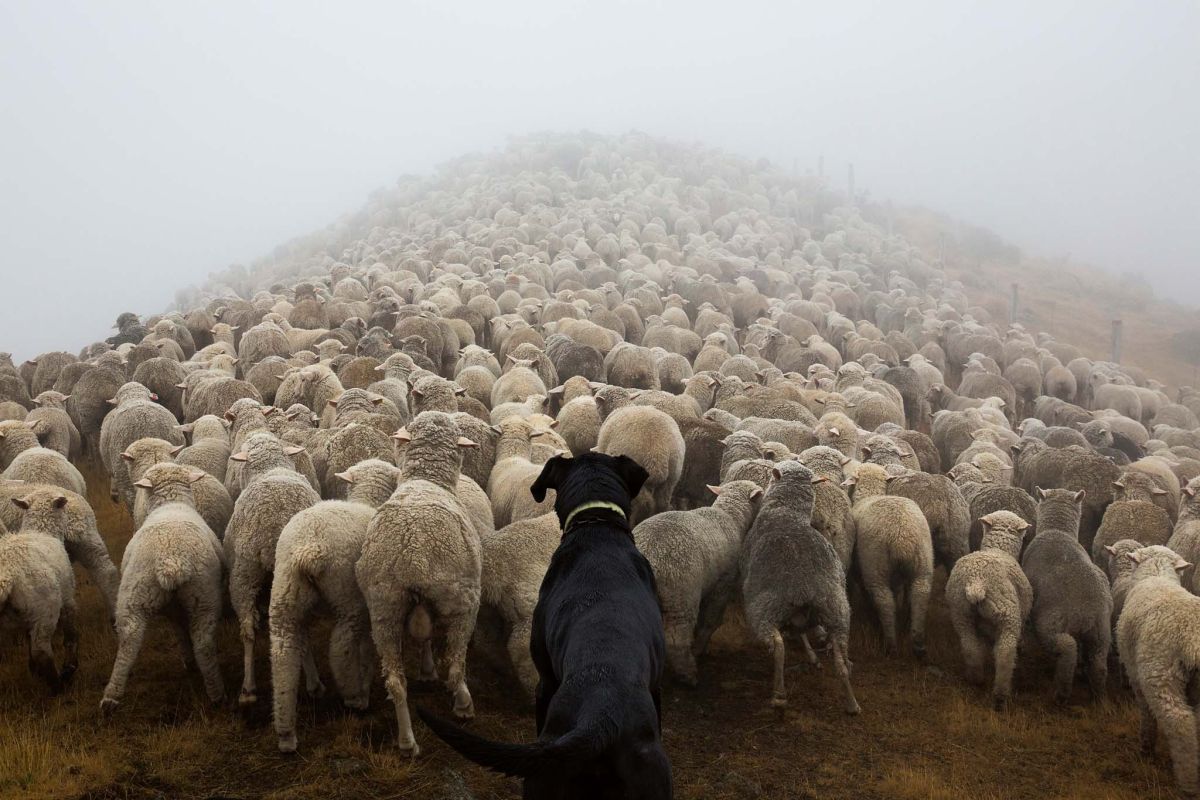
[563, 501, 627, 531]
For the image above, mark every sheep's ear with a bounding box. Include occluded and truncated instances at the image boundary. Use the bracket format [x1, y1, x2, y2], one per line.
[841, 477, 856, 489]
[284, 445, 305, 456]
[763, 449, 777, 461]
[1125, 551, 1143, 565]
[1187, 486, 1198, 498]
[120, 451, 134, 462]
[334, 471, 353, 484]
[982, 475, 994, 483]
[189, 471, 206, 483]
[1111, 481, 1124, 490]
[224, 410, 237, 422]
[133, 478, 153, 489]
[548, 386, 564, 396]
[530, 454, 571, 503]
[707, 484, 722, 496]
[107, 398, 118, 406]
[453, 386, 467, 397]
[771, 467, 783, 482]
[374, 364, 387, 373]
[1072, 489, 1086, 503]
[410, 388, 424, 400]
[489, 424, 502, 435]
[828, 427, 840, 437]
[1152, 488, 1168, 496]
[230, 451, 249, 462]
[325, 399, 338, 409]
[1016, 519, 1030, 530]
[371, 396, 385, 406]
[1034, 486, 1046, 500]
[392, 427, 411, 443]
[1176, 559, 1192, 574]
[11, 496, 31, 510]
[750, 487, 764, 500]
[52, 495, 69, 509]
[175, 382, 188, 390]
[170, 444, 184, 457]
[811, 475, 828, 484]
[457, 437, 479, 449]
[507, 355, 517, 363]
[1104, 544, 1118, 555]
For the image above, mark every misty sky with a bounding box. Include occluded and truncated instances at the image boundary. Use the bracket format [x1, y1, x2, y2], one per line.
[2, 1, 1197, 360]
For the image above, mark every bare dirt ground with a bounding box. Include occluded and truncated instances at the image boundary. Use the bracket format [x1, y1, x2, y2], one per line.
[0, 464, 1185, 800]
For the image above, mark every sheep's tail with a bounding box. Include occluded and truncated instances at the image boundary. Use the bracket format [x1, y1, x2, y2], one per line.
[415, 706, 608, 779]
[288, 540, 327, 581]
[154, 555, 192, 592]
[407, 603, 433, 641]
[964, 576, 987, 605]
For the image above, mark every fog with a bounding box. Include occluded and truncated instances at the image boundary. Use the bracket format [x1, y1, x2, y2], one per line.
[2, 1, 1197, 360]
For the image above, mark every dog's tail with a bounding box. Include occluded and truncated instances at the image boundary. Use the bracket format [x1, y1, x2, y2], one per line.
[415, 706, 606, 779]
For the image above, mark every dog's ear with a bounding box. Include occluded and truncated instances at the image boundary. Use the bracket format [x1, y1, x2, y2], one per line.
[530, 454, 571, 503]
[611, 454, 650, 500]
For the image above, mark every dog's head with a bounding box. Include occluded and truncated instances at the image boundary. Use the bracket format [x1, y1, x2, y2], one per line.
[530, 452, 649, 527]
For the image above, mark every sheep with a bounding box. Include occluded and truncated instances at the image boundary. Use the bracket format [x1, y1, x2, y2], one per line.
[634, 480, 764, 684]
[1117, 545, 1200, 795]
[1014, 441, 1121, 550]
[1167, 477, 1200, 594]
[0, 492, 79, 692]
[596, 405, 685, 524]
[845, 463, 934, 656]
[740, 461, 860, 714]
[26, 391, 81, 459]
[490, 359, 547, 407]
[0, 481, 119, 619]
[486, 416, 555, 528]
[101, 463, 225, 712]
[269, 459, 403, 752]
[1103, 538, 1142, 627]
[175, 414, 231, 481]
[945, 511, 1033, 709]
[555, 391, 602, 456]
[0, 419, 86, 495]
[1091, 480, 1173, 572]
[121, 437, 233, 539]
[356, 411, 482, 754]
[321, 421, 396, 499]
[100, 382, 184, 507]
[223, 432, 321, 704]
[796, 445, 856, 568]
[885, 470, 971, 570]
[1021, 487, 1112, 704]
[476, 512, 562, 697]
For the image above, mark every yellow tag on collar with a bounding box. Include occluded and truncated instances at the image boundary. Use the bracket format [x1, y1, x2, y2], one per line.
[563, 501, 627, 530]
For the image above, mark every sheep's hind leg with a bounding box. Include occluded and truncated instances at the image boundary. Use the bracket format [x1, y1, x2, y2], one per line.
[102, 613, 148, 712]
[229, 558, 266, 705]
[831, 633, 861, 715]
[766, 628, 787, 711]
[368, 594, 418, 754]
[28, 616, 63, 694]
[440, 607, 478, 720]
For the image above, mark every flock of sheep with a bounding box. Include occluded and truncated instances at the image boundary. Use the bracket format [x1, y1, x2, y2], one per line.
[3, 132, 1200, 794]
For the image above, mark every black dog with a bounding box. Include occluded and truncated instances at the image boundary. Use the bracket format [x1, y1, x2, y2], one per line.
[418, 452, 672, 799]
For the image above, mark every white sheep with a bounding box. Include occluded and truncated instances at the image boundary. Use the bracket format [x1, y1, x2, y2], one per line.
[845, 462, 934, 656]
[634, 480, 763, 684]
[101, 463, 225, 712]
[224, 432, 321, 705]
[945, 511, 1033, 709]
[269, 459, 403, 753]
[1117, 545, 1200, 795]
[0, 492, 78, 692]
[356, 411, 481, 755]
